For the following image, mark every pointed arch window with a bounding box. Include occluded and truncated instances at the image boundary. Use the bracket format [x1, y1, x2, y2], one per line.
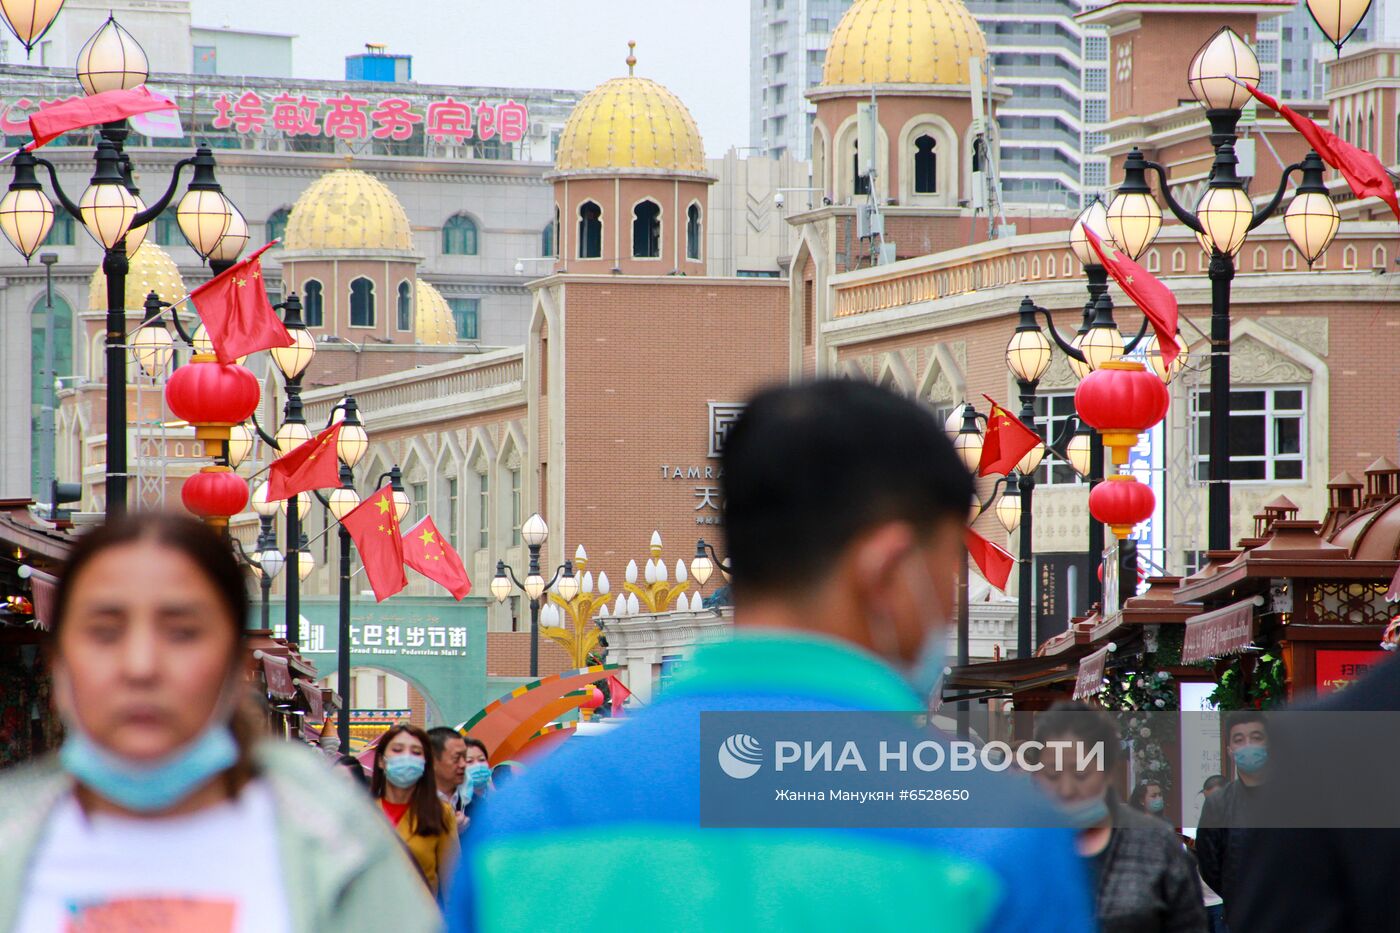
[914, 135, 938, 193]
[303, 280, 324, 326]
[31, 294, 73, 496]
[578, 201, 602, 259]
[632, 200, 661, 258]
[349, 277, 375, 327]
[853, 140, 870, 196]
[686, 203, 702, 261]
[397, 280, 412, 331]
[443, 214, 479, 255]
[266, 207, 289, 245]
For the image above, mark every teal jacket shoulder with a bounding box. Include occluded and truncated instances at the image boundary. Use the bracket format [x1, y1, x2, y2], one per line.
[0, 741, 442, 933]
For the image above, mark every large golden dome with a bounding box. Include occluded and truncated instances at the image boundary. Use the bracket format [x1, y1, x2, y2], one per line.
[415, 280, 457, 345]
[822, 0, 987, 87]
[89, 241, 186, 311]
[554, 43, 706, 174]
[283, 168, 413, 251]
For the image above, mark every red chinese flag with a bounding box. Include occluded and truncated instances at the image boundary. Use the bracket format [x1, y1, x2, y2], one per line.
[1240, 80, 1400, 223]
[1083, 227, 1181, 371]
[265, 422, 341, 501]
[26, 86, 178, 149]
[341, 485, 408, 603]
[188, 241, 293, 365]
[977, 395, 1042, 478]
[401, 515, 472, 600]
[966, 528, 1015, 591]
[607, 674, 633, 717]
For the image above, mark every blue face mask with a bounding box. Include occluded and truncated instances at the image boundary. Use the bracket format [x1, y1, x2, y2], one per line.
[59, 721, 238, 813]
[1146, 797, 1166, 814]
[466, 763, 492, 789]
[384, 754, 426, 788]
[1233, 744, 1268, 775]
[1061, 795, 1111, 830]
[908, 628, 949, 703]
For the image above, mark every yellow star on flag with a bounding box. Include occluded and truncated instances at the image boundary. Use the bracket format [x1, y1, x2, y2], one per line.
[233, 276, 247, 288]
[1125, 275, 1134, 285]
[375, 496, 392, 515]
[419, 528, 436, 546]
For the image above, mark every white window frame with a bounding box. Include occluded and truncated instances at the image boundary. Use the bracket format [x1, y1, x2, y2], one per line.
[1034, 392, 1083, 487]
[1190, 386, 1307, 484]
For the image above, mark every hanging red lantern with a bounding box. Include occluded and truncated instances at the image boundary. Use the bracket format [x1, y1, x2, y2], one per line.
[181, 465, 249, 526]
[1074, 360, 1170, 465]
[1089, 474, 1156, 539]
[581, 685, 605, 710]
[163, 357, 261, 443]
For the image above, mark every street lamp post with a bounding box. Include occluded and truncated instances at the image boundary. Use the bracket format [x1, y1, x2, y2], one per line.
[249, 481, 284, 630]
[317, 395, 368, 749]
[1, 93, 238, 515]
[489, 513, 565, 677]
[1106, 27, 1340, 550]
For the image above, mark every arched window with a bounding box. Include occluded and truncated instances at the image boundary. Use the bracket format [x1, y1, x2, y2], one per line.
[853, 140, 870, 196]
[541, 221, 554, 258]
[30, 294, 73, 495]
[578, 201, 602, 259]
[302, 280, 324, 326]
[155, 211, 182, 247]
[1368, 110, 1375, 153]
[913, 134, 938, 193]
[266, 207, 289, 244]
[1345, 116, 1353, 143]
[442, 214, 479, 255]
[632, 200, 661, 258]
[686, 203, 702, 261]
[396, 280, 412, 331]
[349, 277, 375, 327]
[44, 208, 76, 246]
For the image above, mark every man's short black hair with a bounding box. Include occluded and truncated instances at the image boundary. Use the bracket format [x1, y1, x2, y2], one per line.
[720, 379, 974, 600]
[1224, 710, 1268, 738]
[427, 726, 465, 760]
[1032, 700, 1122, 770]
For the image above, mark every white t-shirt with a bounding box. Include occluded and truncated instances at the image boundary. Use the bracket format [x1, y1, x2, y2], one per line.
[15, 779, 293, 933]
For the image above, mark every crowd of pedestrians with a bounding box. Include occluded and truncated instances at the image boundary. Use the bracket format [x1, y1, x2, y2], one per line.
[2, 379, 1399, 932]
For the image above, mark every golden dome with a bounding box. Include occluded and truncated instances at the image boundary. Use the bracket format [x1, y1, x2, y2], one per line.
[822, 0, 987, 87]
[89, 241, 186, 311]
[283, 168, 413, 252]
[415, 280, 457, 346]
[555, 43, 706, 174]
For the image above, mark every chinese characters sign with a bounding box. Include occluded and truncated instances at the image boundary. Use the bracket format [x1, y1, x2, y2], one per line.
[1315, 649, 1387, 695]
[298, 620, 470, 657]
[211, 91, 529, 144]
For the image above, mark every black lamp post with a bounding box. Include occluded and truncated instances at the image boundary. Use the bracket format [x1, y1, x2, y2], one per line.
[1105, 28, 1341, 551]
[490, 512, 568, 677]
[3, 134, 237, 516]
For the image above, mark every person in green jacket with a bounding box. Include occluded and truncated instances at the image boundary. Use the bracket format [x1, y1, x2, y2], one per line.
[0, 513, 440, 933]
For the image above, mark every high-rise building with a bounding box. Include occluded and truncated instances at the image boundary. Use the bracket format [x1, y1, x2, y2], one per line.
[751, 0, 1112, 208]
[749, 0, 852, 160]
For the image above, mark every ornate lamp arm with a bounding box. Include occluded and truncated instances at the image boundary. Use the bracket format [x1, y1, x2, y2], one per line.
[1043, 416, 1081, 460]
[501, 563, 525, 591]
[698, 539, 731, 575]
[973, 476, 1011, 521]
[228, 535, 261, 571]
[31, 157, 81, 217]
[1030, 303, 1088, 362]
[1249, 161, 1304, 231]
[166, 300, 195, 345]
[1123, 315, 1151, 354]
[131, 157, 195, 227]
[251, 411, 280, 450]
[1141, 159, 1204, 233]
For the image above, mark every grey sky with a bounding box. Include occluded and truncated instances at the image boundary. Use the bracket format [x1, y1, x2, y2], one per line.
[191, 0, 753, 156]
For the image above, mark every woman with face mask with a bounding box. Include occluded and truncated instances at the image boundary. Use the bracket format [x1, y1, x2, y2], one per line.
[371, 724, 460, 897]
[0, 514, 440, 933]
[1033, 702, 1207, 933]
[1130, 780, 1169, 818]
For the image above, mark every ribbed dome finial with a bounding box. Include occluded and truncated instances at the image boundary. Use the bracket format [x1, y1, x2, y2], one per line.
[626, 39, 637, 76]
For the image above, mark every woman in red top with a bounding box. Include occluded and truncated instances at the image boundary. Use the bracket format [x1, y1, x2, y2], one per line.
[370, 725, 459, 898]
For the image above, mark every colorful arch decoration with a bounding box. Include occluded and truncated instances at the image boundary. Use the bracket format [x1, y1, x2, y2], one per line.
[456, 663, 618, 765]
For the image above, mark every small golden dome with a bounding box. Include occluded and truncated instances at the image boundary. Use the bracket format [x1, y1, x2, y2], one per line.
[89, 240, 186, 311]
[414, 280, 457, 346]
[822, 0, 987, 87]
[283, 168, 413, 251]
[555, 43, 706, 174]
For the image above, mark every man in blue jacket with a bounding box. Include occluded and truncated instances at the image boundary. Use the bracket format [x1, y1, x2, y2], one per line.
[448, 379, 1093, 932]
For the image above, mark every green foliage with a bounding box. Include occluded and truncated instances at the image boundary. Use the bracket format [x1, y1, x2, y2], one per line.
[1207, 653, 1287, 710]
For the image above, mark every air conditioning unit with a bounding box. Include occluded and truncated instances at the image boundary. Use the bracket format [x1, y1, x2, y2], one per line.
[529, 122, 546, 137]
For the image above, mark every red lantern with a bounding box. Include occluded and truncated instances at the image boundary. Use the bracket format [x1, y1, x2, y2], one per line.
[182, 465, 249, 526]
[581, 685, 605, 710]
[1089, 474, 1156, 539]
[1074, 360, 1170, 466]
[164, 358, 261, 443]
